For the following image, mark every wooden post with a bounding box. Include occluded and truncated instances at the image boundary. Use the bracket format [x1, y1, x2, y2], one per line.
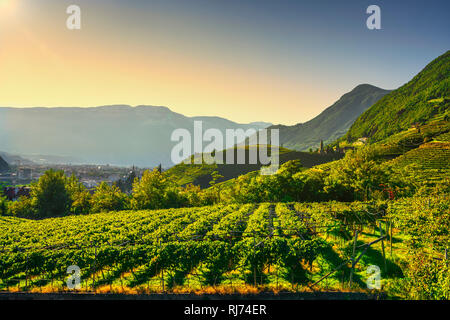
[25, 252, 29, 290]
[94, 244, 97, 291]
[160, 239, 165, 293]
[379, 222, 387, 273]
[389, 219, 393, 259]
[276, 266, 278, 291]
[349, 230, 358, 288]
[253, 231, 256, 287]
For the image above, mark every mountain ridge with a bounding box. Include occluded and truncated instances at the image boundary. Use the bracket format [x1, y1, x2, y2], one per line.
[344, 50, 450, 143]
[0, 105, 272, 167]
[261, 84, 390, 151]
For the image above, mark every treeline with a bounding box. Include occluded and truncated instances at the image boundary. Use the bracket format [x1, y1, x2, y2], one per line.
[215, 146, 449, 204]
[0, 169, 217, 218]
[1, 145, 447, 219]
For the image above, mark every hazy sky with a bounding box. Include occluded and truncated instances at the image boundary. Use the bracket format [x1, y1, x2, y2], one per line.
[0, 0, 448, 125]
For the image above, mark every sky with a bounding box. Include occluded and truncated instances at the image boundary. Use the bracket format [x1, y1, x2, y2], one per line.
[0, 0, 448, 125]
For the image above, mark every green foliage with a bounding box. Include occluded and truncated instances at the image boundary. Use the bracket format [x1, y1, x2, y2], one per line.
[31, 169, 71, 218]
[0, 199, 447, 298]
[405, 253, 449, 300]
[165, 145, 341, 189]
[66, 175, 92, 214]
[90, 182, 127, 213]
[8, 196, 35, 218]
[388, 195, 449, 299]
[325, 148, 390, 201]
[131, 168, 183, 210]
[7, 171, 95, 218]
[0, 195, 7, 216]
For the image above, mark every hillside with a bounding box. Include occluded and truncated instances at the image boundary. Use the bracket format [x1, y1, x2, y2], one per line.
[0, 155, 9, 173]
[165, 145, 343, 188]
[263, 84, 390, 151]
[0, 151, 34, 166]
[0, 105, 271, 167]
[345, 50, 450, 143]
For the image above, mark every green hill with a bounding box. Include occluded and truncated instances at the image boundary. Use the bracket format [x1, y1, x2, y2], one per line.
[165, 145, 343, 188]
[345, 50, 450, 143]
[388, 141, 450, 170]
[265, 84, 390, 151]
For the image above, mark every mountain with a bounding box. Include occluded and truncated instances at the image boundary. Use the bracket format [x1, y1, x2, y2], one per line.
[262, 84, 390, 151]
[345, 50, 450, 143]
[0, 105, 271, 167]
[0, 155, 9, 173]
[0, 151, 34, 166]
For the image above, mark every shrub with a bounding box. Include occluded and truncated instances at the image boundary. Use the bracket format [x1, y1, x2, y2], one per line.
[90, 182, 127, 213]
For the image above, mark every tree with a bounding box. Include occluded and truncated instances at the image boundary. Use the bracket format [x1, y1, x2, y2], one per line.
[31, 169, 71, 217]
[324, 148, 389, 201]
[293, 169, 326, 202]
[8, 196, 35, 218]
[131, 169, 181, 210]
[0, 195, 9, 216]
[179, 184, 202, 207]
[90, 182, 127, 213]
[209, 170, 224, 203]
[66, 174, 91, 214]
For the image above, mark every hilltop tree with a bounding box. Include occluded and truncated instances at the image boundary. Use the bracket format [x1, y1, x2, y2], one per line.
[0, 195, 8, 216]
[66, 174, 91, 214]
[209, 170, 224, 203]
[90, 182, 127, 213]
[31, 169, 71, 217]
[325, 148, 389, 201]
[131, 168, 181, 210]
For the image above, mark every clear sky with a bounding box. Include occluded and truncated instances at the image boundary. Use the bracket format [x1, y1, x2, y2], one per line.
[0, 0, 448, 125]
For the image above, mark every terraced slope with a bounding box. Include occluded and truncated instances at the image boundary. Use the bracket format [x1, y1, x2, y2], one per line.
[389, 142, 450, 170]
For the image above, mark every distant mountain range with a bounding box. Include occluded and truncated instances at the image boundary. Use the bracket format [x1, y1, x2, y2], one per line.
[345, 50, 450, 143]
[264, 84, 390, 151]
[0, 105, 271, 167]
[0, 151, 35, 166]
[5, 49, 446, 169]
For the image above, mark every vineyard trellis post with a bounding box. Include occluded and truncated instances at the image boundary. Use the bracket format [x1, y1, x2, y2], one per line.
[253, 230, 256, 287]
[93, 242, 97, 292]
[159, 238, 165, 293]
[84, 244, 88, 291]
[378, 222, 387, 273]
[25, 251, 29, 290]
[349, 230, 359, 288]
[389, 219, 393, 259]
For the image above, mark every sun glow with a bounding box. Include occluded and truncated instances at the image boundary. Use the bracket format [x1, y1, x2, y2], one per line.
[0, 0, 18, 13]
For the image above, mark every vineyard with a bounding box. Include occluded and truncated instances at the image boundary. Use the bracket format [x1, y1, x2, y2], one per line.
[388, 142, 450, 170]
[0, 201, 412, 295]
